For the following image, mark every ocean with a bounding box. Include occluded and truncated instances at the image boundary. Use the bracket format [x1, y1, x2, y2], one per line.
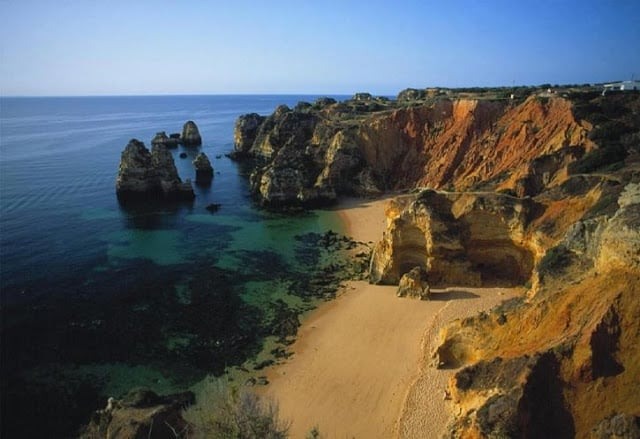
[0, 95, 347, 437]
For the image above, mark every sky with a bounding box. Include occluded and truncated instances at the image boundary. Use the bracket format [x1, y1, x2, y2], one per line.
[0, 0, 639, 96]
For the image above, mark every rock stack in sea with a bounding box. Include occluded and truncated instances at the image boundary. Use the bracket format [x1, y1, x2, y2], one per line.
[115, 139, 194, 202]
[181, 120, 202, 146]
[151, 131, 180, 148]
[193, 152, 213, 184]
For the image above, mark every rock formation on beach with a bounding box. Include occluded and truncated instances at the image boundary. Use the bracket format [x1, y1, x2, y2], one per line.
[193, 152, 213, 184]
[181, 120, 202, 146]
[115, 139, 194, 202]
[396, 266, 430, 299]
[232, 88, 640, 436]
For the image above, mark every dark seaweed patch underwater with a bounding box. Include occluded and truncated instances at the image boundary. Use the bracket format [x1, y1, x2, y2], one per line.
[0, 95, 349, 437]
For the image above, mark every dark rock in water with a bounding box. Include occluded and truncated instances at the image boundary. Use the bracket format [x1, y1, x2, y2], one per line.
[151, 131, 179, 148]
[233, 113, 267, 157]
[179, 152, 187, 159]
[169, 133, 180, 139]
[181, 120, 202, 146]
[206, 203, 221, 213]
[397, 266, 430, 300]
[193, 152, 213, 184]
[115, 139, 194, 202]
[80, 389, 195, 439]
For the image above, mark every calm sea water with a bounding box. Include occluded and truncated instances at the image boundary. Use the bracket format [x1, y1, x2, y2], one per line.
[0, 95, 347, 437]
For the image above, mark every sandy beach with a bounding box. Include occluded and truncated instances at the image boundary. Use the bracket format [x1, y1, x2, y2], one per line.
[260, 196, 519, 438]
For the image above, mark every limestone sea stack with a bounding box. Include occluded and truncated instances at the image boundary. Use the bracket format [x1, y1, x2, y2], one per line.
[151, 131, 180, 148]
[193, 152, 213, 184]
[115, 139, 194, 202]
[233, 113, 266, 157]
[181, 120, 202, 146]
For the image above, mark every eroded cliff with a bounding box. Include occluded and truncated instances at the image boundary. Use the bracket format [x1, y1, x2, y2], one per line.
[233, 93, 594, 207]
[234, 89, 640, 437]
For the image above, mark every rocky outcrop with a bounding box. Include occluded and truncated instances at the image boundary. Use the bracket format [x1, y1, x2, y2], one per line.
[432, 177, 640, 437]
[193, 152, 213, 184]
[446, 352, 575, 438]
[233, 113, 266, 156]
[151, 131, 179, 148]
[589, 413, 640, 439]
[181, 120, 202, 146]
[352, 92, 373, 101]
[397, 88, 426, 101]
[369, 190, 537, 287]
[397, 266, 430, 299]
[80, 389, 195, 439]
[115, 139, 194, 202]
[232, 94, 593, 207]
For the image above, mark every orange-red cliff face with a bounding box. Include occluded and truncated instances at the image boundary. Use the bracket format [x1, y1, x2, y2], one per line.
[234, 95, 594, 206]
[355, 96, 593, 194]
[233, 92, 640, 436]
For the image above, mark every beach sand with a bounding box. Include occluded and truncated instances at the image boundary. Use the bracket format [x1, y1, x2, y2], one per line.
[259, 196, 519, 438]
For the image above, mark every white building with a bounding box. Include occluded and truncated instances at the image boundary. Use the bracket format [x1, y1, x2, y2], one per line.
[602, 80, 640, 94]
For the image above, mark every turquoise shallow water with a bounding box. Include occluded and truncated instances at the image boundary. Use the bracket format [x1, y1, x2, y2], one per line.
[0, 95, 347, 437]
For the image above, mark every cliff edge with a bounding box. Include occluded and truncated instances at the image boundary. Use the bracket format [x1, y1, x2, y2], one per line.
[233, 88, 640, 437]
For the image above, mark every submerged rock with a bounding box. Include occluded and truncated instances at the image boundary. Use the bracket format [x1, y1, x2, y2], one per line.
[397, 266, 430, 300]
[80, 389, 195, 439]
[206, 203, 221, 213]
[193, 152, 213, 184]
[115, 139, 194, 202]
[181, 120, 202, 146]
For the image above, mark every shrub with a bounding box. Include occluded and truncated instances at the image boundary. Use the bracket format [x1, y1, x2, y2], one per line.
[185, 380, 290, 439]
[537, 245, 572, 278]
[568, 142, 627, 174]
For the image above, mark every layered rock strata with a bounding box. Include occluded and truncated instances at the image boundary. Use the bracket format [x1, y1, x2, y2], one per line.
[431, 180, 640, 437]
[369, 190, 538, 288]
[233, 95, 593, 207]
[115, 139, 194, 202]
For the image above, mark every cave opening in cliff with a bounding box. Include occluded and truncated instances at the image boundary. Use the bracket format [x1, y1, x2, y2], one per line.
[466, 245, 534, 287]
[394, 224, 429, 277]
[461, 211, 534, 287]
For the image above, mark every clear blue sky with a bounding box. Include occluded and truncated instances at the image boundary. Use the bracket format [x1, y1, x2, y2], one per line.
[1, 0, 639, 96]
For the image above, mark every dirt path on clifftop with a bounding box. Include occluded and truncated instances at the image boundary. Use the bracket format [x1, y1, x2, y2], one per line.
[258, 197, 520, 438]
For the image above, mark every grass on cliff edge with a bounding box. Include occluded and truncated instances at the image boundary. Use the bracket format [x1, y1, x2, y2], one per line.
[184, 379, 290, 438]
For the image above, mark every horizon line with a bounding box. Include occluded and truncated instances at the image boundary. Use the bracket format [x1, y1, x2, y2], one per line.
[0, 81, 620, 99]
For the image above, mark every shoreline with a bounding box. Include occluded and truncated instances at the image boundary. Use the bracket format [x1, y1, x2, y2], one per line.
[255, 195, 520, 438]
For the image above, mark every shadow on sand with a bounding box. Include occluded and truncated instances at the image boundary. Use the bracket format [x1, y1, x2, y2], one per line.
[429, 289, 480, 300]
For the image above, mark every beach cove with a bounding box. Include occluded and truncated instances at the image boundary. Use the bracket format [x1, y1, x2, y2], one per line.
[257, 197, 520, 438]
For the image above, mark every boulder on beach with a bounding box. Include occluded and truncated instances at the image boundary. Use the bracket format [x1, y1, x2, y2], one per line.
[397, 266, 430, 300]
[181, 120, 202, 146]
[193, 152, 213, 184]
[115, 139, 194, 202]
